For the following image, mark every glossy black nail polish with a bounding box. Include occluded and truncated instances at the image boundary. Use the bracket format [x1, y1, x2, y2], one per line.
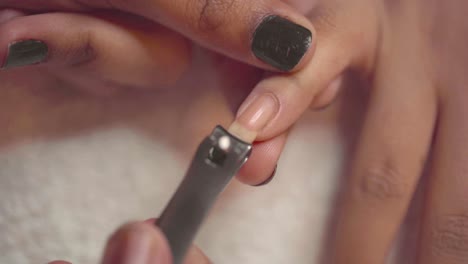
[254, 165, 277, 187]
[252, 15, 312, 71]
[2, 40, 48, 69]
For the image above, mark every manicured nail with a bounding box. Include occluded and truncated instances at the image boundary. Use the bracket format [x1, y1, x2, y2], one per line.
[254, 165, 277, 187]
[103, 225, 163, 264]
[252, 15, 312, 71]
[2, 40, 48, 69]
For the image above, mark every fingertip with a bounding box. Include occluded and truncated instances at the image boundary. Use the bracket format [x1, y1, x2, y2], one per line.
[183, 246, 212, 264]
[236, 133, 287, 186]
[232, 75, 295, 142]
[0, 12, 191, 89]
[102, 222, 172, 264]
[281, 17, 317, 73]
[0, 39, 48, 70]
[131, 0, 315, 73]
[253, 164, 277, 187]
[234, 37, 348, 142]
[0, 15, 52, 70]
[251, 14, 316, 72]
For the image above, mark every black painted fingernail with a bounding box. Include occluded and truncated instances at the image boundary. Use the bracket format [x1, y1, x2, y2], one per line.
[254, 165, 277, 187]
[2, 40, 48, 69]
[252, 15, 312, 71]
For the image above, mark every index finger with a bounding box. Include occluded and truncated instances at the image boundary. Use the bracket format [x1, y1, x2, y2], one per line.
[0, 0, 316, 72]
[122, 0, 315, 71]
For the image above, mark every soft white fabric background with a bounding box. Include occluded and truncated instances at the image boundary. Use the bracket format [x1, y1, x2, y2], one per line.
[0, 56, 421, 264]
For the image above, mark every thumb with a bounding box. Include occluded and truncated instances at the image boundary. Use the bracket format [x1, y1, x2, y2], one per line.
[102, 222, 172, 264]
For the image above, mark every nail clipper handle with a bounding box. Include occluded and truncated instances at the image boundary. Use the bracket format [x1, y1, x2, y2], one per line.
[157, 126, 251, 264]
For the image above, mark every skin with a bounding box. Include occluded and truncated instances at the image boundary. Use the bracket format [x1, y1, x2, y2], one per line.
[48, 221, 212, 264]
[2, 0, 468, 263]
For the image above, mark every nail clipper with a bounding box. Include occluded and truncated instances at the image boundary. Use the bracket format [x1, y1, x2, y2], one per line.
[157, 125, 252, 264]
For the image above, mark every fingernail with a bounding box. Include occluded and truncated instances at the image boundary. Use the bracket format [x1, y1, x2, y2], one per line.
[229, 93, 279, 143]
[2, 40, 48, 69]
[237, 93, 279, 131]
[252, 15, 312, 71]
[103, 225, 163, 264]
[254, 165, 277, 187]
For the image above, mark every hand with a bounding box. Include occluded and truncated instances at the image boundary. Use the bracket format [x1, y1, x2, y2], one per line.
[281, 0, 468, 263]
[0, 8, 277, 185]
[0, 0, 323, 186]
[0, 0, 316, 72]
[0, 0, 360, 187]
[49, 221, 211, 264]
[5, 1, 467, 262]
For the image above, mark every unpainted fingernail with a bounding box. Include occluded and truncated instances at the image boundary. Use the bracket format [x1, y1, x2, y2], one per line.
[254, 165, 277, 187]
[241, 92, 279, 128]
[2, 39, 48, 69]
[103, 225, 164, 264]
[252, 15, 312, 71]
[229, 92, 279, 143]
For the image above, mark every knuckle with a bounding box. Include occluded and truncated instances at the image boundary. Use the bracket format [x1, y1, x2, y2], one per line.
[187, 0, 238, 33]
[432, 214, 468, 261]
[357, 160, 409, 202]
[67, 30, 98, 67]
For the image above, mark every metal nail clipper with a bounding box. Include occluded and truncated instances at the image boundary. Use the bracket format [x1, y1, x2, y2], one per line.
[157, 125, 252, 264]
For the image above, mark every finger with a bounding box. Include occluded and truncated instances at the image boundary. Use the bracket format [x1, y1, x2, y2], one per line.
[1, 0, 316, 72]
[101, 222, 172, 264]
[183, 246, 212, 264]
[331, 50, 437, 262]
[227, 0, 379, 143]
[228, 32, 350, 144]
[148, 219, 212, 264]
[417, 94, 468, 264]
[111, 0, 317, 72]
[236, 131, 288, 186]
[0, 12, 190, 89]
